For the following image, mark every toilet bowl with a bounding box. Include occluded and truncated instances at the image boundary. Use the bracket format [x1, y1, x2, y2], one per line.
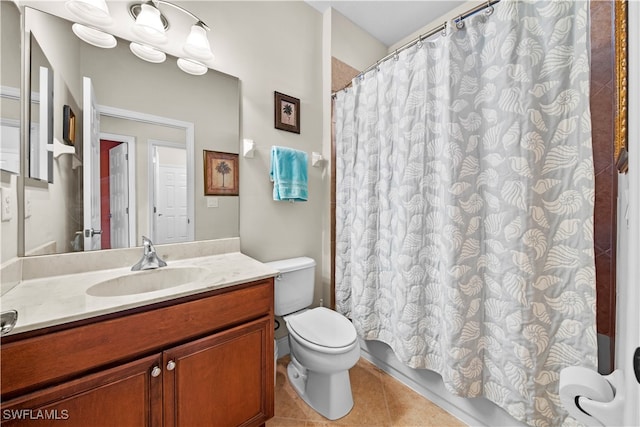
[267, 257, 360, 420]
[285, 307, 360, 420]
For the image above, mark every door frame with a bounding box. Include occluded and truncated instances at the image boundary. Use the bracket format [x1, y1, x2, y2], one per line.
[97, 105, 195, 245]
[148, 139, 193, 243]
[100, 132, 136, 247]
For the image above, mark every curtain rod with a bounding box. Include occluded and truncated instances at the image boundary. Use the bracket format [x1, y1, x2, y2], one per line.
[332, 0, 501, 97]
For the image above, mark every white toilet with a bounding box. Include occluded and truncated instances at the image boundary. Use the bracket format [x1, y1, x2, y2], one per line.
[268, 257, 360, 420]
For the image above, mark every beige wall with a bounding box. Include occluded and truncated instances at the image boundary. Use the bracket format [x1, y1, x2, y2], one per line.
[191, 2, 326, 295]
[330, 9, 387, 71]
[0, 1, 21, 263]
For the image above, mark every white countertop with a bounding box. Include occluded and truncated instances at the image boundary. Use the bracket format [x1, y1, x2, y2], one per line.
[1, 252, 278, 336]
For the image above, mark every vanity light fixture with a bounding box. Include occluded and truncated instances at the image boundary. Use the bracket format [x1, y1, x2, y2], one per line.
[129, 42, 167, 63]
[71, 23, 117, 49]
[65, 0, 214, 75]
[183, 22, 214, 61]
[131, 2, 168, 44]
[176, 57, 208, 76]
[65, 0, 112, 26]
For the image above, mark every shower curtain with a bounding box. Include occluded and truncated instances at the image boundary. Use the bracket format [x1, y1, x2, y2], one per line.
[334, 1, 596, 426]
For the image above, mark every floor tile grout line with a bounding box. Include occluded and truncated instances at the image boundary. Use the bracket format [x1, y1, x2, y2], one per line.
[373, 360, 394, 426]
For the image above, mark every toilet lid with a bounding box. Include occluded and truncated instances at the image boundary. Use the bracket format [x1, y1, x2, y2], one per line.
[287, 307, 357, 348]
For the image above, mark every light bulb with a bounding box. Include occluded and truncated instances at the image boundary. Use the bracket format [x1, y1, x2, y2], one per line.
[183, 24, 214, 61]
[132, 3, 167, 44]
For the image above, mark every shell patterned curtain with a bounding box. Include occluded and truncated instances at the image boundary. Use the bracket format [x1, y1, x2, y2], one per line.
[334, 1, 596, 426]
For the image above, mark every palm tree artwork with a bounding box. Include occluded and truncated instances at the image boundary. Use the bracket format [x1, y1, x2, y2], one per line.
[215, 160, 232, 187]
[281, 102, 295, 126]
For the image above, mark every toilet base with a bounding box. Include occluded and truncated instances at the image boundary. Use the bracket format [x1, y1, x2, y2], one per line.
[287, 355, 354, 420]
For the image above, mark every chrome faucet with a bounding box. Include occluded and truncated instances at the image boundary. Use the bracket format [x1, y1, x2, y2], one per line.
[131, 236, 167, 271]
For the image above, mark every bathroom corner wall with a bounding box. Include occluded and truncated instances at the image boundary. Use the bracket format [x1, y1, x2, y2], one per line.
[590, 0, 617, 373]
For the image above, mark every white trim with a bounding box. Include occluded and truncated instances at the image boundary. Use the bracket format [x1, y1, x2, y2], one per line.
[99, 132, 137, 248]
[98, 104, 195, 244]
[619, 2, 640, 425]
[148, 139, 194, 243]
[0, 85, 20, 100]
[1, 118, 22, 174]
[0, 86, 39, 103]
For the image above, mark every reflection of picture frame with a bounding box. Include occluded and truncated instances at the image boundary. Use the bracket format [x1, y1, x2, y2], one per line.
[63, 105, 76, 145]
[204, 150, 239, 196]
[274, 91, 300, 134]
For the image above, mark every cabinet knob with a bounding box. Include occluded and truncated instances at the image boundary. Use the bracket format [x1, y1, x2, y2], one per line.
[151, 366, 161, 377]
[167, 360, 176, 371]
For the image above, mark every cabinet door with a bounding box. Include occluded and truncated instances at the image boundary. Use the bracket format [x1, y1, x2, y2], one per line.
[163, 316, 274, 427]
[1, 354, 163, 427]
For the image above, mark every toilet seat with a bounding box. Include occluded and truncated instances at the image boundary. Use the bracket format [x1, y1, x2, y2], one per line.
[286, 307, 357, 350]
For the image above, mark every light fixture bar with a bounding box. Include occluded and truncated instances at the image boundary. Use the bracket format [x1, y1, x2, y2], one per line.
[153, 0, 210, 31]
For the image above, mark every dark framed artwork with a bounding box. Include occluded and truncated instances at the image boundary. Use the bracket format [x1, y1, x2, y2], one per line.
[274, 91, 300, 134]
[204, 150, 239, 196]
[63, 105, 76, 145]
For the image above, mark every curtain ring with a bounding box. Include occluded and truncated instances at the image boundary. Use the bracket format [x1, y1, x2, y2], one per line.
[441, 21, 448, 36]
[455, 16, 464, 29]
[485, 0, 494, 15]
[376, 60, 381, 72]
[393, 50, 399, 61]
[416, 37, 423, 49]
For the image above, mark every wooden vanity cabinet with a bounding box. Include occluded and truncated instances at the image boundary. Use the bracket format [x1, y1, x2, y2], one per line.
[1, 354, 163, 427]
[0, 279, 275, 427]
[164, 317, 272, 427]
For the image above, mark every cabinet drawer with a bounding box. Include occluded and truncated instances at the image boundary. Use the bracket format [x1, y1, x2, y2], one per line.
[1, 279, 273, 398]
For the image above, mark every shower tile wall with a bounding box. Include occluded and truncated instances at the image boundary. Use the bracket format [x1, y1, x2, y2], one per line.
[590, 0, 616, 373]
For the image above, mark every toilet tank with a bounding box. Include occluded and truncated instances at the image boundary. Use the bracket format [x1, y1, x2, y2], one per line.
[266, 257, 316, 316]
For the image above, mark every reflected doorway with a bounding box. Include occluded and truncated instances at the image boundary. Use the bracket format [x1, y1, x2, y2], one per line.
[99, 132, 136, 249]
[149, 141, 189, 245]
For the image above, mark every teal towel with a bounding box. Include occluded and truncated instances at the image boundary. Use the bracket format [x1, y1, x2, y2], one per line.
[270, 146, 308, 201]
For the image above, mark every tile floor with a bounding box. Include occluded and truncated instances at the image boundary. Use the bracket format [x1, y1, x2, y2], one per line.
[267, 356, 467, 427]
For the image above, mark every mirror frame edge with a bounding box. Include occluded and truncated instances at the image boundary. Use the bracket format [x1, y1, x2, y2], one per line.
[615, 0, 629, 174]
[17, 2, 29, 258]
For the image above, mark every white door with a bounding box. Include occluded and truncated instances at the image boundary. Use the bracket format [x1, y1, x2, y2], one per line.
[109, 143, 129, 249]
[155, 164, 188, 244]
[83, 77, 102, 250]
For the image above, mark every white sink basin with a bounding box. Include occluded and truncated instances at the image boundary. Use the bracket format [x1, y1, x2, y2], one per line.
[86, 266, 210, 297]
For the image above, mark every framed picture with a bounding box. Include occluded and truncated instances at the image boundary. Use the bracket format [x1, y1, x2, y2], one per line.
[274, 91, 300, 134]
[614, 0, 628, 173]
[63, 105, 76, 145]
[204, 150, 239, 196]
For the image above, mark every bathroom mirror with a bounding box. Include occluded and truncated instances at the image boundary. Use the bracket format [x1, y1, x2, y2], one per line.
[16, 6, 240, 258]
[0, 1, 21, 175]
